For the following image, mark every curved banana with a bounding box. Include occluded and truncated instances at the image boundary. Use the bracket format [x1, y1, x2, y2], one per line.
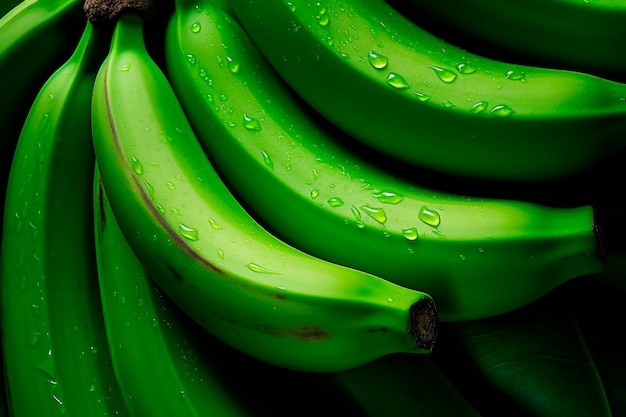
[0, 21, 128, 416]
[0, 0, 85, 240]
[228, 0, 626, 182]
[164, 0, 607, 322]
[91, 11, 437, 372]
[390, 0, 626, 82]
[94, 166, 280, 417]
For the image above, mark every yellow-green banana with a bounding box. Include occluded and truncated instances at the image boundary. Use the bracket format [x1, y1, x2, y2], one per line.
[389, 0, 626, 82]
[164, 0, 607, 322]
[91, 11, 437, 372]
[228, 0, 626, 182]
[0, 0, 85, 219]
[0, 21, 128, 416]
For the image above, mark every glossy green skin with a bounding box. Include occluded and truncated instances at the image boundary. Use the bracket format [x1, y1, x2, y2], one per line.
[0, 22, 128, 417]
[0, 0, 84, 249]
[165, 0, 606, 322]
[392, 0, 626, 82]
[94, 172, 278, 417]
[92, 13, 437, 372]
[229, 0, 626, 182]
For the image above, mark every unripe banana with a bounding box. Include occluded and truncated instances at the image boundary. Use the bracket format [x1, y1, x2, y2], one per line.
[94, 168, 283, 416]
[390, 0, 626, 82]
[165, 0, 607, 322]
[228, 0, 626, 182]
[0, 0, 85, 243]
[0, 21, 128, 416]
[91, 11, 437, 372]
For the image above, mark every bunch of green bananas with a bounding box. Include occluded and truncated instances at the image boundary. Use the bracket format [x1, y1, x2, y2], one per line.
[1, 0, 626, 415]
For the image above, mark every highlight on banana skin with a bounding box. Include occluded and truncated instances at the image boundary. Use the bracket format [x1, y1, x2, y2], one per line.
[2, 0, 626, 415]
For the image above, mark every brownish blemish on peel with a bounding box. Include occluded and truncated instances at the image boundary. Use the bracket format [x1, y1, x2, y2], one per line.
[251, 324, 330, 342]
[84, 0, 159, 23]
[408, 298, 438, 351]
[102, 63, 222, 276]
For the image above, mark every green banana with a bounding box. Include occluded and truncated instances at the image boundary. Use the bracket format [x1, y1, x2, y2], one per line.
[228, 0, 626, 182]
[0, 21, 128, 416]
[94, 166, 279, 417]
[91, 11, 437, 372]
[0, 0, 85, 242]
[165, 0, 607, 322]
[389, 0, 626, 82]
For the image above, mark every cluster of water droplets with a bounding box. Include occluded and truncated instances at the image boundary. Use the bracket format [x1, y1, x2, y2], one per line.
[366, 47, 517, 115]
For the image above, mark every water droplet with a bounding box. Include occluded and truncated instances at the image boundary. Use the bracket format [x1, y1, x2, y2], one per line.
[207, 94, 214, 103]
[386, 72, 410, 89]
[227, 56, 240, 73]
[414, 92, 431, 102]
[368, 50, 388, 69]
[457, 63, 477, 74]
[39, 113, 51, 135]
[190, 22, 201, 33]
[179, 224, 199, 241]
[260, 150, 274, 170]
[418, 205, 440, 227]
[246, 263, 279, 273]
[131, 156, 143, 175]
[317, 13, 330, 26]
[505, 70, 526, 81]
[217, 249, 225, 259]
[491, 104, 515, 117]
[372, 190, 403, 204]
[430, 66, 457, 83]
[287, 1, 296, 11]
[118, 63, 131, 71]
[402, 227, 418, 241]
[328, 197, 344, 207]
[208, 218, 223, 229]
[186, 54, 196, 65]
[311, 189, 319, 199]
[219, 93, 228, 101]
[243, 113, 262, 131]
[166, 182, 176, 190]
[47, 93, 55, 102]
[442, 100, 455, 108]
[360, 205, 387, 224]
[470, 101, 488, 114]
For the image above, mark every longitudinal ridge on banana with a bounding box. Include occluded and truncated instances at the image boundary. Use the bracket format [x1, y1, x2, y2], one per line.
[165, 0, 608, 322]
[91, 11, 437, 372]
[0, 20, 128, 416]
[229, 0, 626, 182]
